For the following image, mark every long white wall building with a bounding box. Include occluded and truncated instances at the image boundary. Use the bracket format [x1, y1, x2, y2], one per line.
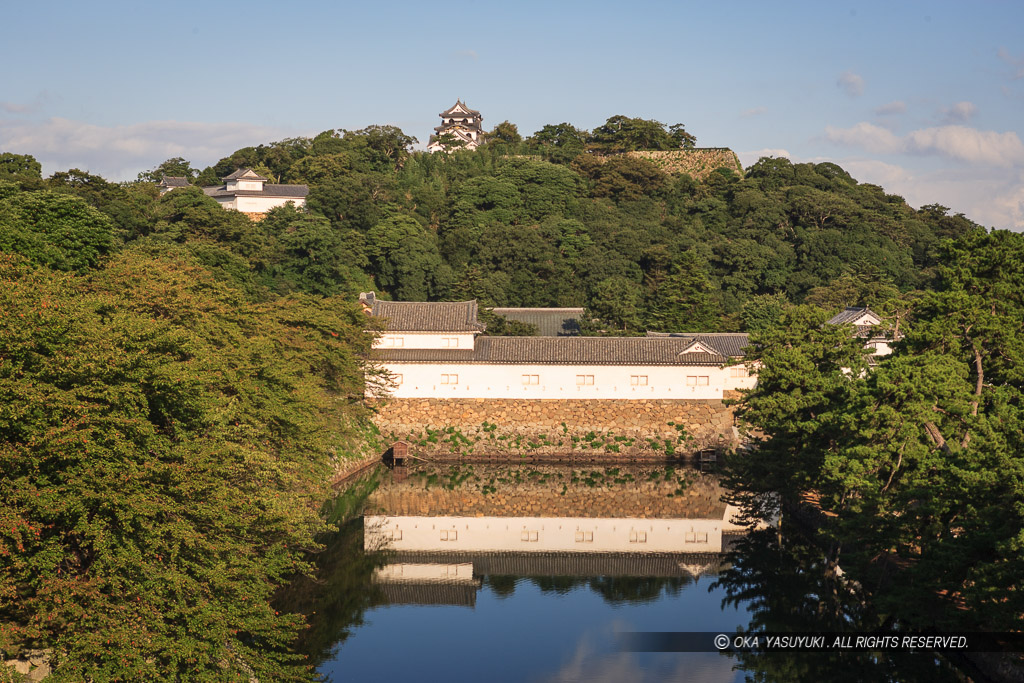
[361, 293, 757, 400]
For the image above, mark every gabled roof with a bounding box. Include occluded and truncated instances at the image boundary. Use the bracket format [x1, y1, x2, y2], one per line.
[373, 335, 748, 366]
[490, 307, 584, 336]
[222, 168, 267, 181]
[439, 99, 481, 117]
[158, 175, 189, 187]
[645, 332, 750, 358]
[371, 299, 485, 333]
[827, 306, 881, 326]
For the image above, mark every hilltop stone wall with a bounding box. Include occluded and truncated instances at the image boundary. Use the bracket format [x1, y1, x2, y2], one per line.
[370, 396, 741, 458]
[625, 148, 743, 179]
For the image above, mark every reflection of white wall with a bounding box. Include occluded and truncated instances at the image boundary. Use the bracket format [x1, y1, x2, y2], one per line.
[373, 563, 476, 583]
[375, 363, 756, 400]
[365, 515, 730, 553]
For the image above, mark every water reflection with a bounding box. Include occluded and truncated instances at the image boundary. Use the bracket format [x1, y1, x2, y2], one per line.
[363, 463, 754, 611]
[279, 462, 969, 682]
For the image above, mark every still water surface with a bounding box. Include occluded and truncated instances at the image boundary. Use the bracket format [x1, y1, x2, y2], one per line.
[279, 462, 962, 683]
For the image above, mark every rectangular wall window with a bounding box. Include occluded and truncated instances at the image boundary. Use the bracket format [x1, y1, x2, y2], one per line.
[442, 337, 459, 348]
[441, 374, 459, 385]
[686, 376, 710, 386]
[521, 374, 539, 385]
[520, 530, 539, 542]
[730, 366, 749, 378]
[440, 530, 458, 541]
[576, 375, 594, 386]
[630, 375, 648, 386]
[574, 531, 594, 543]
[698, 376, 709, 386]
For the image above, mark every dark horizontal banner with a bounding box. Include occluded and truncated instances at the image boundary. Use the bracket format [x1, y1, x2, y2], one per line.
[618, 631, 1024, 653]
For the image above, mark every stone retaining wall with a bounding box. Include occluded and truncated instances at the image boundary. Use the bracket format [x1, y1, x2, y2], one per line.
[371, 396, 740, 457]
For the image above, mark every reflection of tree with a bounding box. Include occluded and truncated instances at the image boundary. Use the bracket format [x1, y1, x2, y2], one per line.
[518, 575, 691, 605]
[588, 576, 688, 605]
[486, 575, 518, 599]
[531, 575, 585, 595]
[713, 529, 962, 683]
[274, 519, 387, 671]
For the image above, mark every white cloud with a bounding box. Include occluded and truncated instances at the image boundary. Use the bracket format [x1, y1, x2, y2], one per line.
[454, 49, 479, 61]
[825, 157, 1024, 230]
[0, 117, 299, 181]
[738, 148, 790, 167]
[740, 107, 767, 118]
[939, 101, 976, 124]
[1, 92, 51, 115]
[874, 100, 906, 116]
[837, 70, 865, 97]
[826, 122, 1024, 167]
[824, 122, 902, 154]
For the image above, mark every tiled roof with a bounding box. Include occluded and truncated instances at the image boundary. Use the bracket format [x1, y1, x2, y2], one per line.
[440, 100, 481, 117]
[223, 168, 267, 181]
[158, 176, 189, 187]
[202, 184, 309, 198]
[372, 300, 485, 333]
[491, 307, 584, 336]
[644, 332, 750, 358]
[373, 335, 747, 366]
[827, 306, 880, 325]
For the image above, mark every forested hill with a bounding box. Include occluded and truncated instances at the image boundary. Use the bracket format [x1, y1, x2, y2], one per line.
[0, 115, 1013, 679]
[119, 115, 980, 333]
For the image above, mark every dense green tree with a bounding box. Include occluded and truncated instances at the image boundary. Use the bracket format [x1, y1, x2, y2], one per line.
[137, 157, 197, 183]
[0, 248, 374, 680]
[259, 205, 373, 297]
[365, 215, 450, 300]
[726, 229, 1024, 631]
[587, 115, 679, 153]
[526, 123, 588, 164]
[0, 189, 115, 272]
[644, 250, 721, 331]
[0, 153, 42, 179]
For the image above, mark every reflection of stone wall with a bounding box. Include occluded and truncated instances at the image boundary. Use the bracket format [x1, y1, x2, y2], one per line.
[366, 465, 729, 520]
[371, 397, 738, 457]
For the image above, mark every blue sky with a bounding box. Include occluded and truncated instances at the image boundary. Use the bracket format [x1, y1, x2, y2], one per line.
[2, 0, 1022, 228]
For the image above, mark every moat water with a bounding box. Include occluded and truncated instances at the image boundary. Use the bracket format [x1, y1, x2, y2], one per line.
[277, 462, 963, 683]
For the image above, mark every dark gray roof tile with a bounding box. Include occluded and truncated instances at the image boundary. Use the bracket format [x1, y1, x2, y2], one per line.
[372, 300, 485, 333]
[373, 336, 747, 366]
[827, 307, 880, 325]
[223, 168, 267, 181]
[202, 184, 308, 198]
[158, 176, 189, 187]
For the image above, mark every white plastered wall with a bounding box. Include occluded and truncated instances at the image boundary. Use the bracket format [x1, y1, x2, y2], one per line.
[374, 332, 477, 350]
[376, 362, 755, 400]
